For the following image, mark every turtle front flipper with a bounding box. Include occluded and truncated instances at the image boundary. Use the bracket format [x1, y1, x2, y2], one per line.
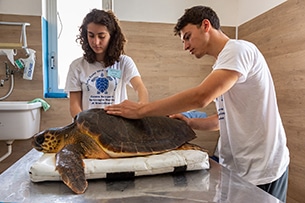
[55, 144, 88, 194]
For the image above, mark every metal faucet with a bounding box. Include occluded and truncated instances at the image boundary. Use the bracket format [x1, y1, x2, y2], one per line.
[0, 62, 11, 87]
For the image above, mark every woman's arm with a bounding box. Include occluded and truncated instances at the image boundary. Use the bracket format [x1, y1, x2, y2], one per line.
[130, 76, 149, 104]
[69, 91, 83, 118]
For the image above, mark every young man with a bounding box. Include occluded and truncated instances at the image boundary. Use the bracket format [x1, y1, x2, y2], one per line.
[105, 6, 289, 202]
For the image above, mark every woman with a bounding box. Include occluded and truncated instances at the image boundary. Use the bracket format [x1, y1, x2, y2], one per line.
[65, 9, 148, 118]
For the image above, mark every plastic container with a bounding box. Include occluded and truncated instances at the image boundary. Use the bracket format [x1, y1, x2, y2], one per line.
[14, 48, 36, 80]
[0, 101, 42, 140]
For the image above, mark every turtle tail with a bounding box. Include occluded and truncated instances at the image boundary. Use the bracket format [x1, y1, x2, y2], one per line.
[55, 144, 88, 194]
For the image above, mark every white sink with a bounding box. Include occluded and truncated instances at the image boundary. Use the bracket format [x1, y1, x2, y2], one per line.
[0, 101, 42, 140]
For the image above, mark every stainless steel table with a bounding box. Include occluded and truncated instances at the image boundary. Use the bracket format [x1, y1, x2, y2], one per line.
[0, 149, 282, 203]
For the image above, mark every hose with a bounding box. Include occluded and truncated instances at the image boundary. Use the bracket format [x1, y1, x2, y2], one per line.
[0, 73, 14, 101]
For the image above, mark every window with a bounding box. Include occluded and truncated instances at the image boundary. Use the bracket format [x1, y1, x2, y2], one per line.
[43, 0, 104, 98]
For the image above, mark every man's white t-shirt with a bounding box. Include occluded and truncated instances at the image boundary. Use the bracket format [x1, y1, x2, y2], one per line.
[65, 55, 140, 110]
[213, 39, 289, 185]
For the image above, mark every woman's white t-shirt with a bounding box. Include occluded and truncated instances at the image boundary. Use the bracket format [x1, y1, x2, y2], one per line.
[65, 55, 140, 110]
[213, 39, 289, 185]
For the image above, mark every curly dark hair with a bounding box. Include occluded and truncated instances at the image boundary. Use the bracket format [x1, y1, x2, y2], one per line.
[77, 9, 126, 67]
[174, 6, 220, 36]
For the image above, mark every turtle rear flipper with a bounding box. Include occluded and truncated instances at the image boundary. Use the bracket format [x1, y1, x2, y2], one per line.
[55, 144, 88, 194]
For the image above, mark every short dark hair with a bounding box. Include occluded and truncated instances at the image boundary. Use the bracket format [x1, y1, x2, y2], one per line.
[174, 6, 220, 36]
[77, 9, 126, 67]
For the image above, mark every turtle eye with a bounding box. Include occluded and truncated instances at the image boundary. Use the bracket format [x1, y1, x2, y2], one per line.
[35, 134, 45, 145]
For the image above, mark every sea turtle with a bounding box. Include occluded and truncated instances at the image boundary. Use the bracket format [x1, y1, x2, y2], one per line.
[32, 108, 204, 194]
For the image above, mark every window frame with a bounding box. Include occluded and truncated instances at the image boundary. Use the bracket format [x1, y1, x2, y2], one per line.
[42, 0, 112, 98]
[43, 0, 66, 98]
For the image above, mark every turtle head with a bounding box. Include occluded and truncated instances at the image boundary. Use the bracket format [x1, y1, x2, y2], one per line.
[32, 127, 69, 153]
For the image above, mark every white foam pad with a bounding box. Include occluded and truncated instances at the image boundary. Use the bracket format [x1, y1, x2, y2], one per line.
[29, 150, 209, 182]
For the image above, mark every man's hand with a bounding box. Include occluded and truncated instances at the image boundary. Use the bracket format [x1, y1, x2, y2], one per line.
[169, 113, 190, 125]
[104, 100, 144, 119]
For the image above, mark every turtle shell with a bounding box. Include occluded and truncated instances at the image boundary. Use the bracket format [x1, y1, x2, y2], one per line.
[75, 108, 197, 156]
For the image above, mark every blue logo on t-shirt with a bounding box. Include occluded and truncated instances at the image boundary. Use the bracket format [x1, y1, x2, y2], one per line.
[86, 69, 119, 105]
[95, 77, 109, 93]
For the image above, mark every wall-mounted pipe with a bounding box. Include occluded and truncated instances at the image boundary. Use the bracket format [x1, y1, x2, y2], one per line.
[0, 140, 14, 162]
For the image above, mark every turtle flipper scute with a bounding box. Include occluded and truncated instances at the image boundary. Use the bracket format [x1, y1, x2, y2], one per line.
[55, 144, 88, 194]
